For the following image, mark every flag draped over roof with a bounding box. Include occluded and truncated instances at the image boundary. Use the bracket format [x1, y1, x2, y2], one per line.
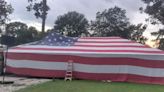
[6, 32, 164, 84]
[31, 32, 78, 46]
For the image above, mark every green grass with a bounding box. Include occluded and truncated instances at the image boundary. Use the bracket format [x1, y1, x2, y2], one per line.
[16, 80, 164, 92]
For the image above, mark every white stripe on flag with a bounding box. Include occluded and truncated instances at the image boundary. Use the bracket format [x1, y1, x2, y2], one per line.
[7, 59, 164, 77]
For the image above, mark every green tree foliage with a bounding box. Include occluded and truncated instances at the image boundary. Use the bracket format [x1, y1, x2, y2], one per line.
[46, 28, 54, 33]
[141, 0, 164, 49]
[90, 6, 132, 38]
[6, 22, 28, 37]
[6, 22, 39, 45]
[151, 29, 164, 50]
[141, 0, 164, 25]
[27, 0, 50, 33]
[130, 23, 147, 44]
[159, 38, 164, 50]
[28, 26, 39, 40]
[54, 11, 89, 37]
[0, 0, 13, 25]
[151, 29, 164, 40]
[90, 6, 147, 44]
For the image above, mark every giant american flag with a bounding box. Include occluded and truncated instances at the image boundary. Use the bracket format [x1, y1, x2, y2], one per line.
[6, 32, 164, 84]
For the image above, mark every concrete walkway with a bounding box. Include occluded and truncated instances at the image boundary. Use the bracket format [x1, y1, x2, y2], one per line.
[0, 75, 50, 92]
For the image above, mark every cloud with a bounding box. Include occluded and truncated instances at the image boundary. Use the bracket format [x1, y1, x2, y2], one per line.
[47, 0, 115, 23]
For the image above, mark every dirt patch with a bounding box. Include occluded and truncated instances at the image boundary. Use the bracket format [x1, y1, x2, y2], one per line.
[0, 75, 50, 92]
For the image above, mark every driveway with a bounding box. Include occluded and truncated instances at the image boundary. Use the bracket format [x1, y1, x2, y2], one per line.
[0, 75, 50, 92]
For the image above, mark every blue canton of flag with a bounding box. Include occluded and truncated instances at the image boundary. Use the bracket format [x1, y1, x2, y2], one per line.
[31, 32, 78, 46]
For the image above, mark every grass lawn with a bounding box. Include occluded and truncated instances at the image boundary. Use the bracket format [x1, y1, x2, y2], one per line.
[16, 80, 164, 92]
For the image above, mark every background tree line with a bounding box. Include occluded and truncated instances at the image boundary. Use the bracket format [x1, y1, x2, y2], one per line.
[0, 0, 164, 50]
[53, 6, 147, 45]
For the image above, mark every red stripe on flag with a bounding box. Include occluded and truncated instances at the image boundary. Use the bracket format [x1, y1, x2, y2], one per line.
[76, 41, 134, 43]
[80, 37, 122, 39]
[7, 53, 164, 68]
[73, 45, 148, 48]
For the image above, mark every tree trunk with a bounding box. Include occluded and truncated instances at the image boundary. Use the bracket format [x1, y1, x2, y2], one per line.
[41, 0, 47, 33]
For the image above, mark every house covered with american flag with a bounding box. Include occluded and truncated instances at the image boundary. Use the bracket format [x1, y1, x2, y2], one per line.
[6, 32, 164, 84]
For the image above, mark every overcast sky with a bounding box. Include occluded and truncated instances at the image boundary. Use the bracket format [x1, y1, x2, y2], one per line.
[6, 0, 163, 38]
